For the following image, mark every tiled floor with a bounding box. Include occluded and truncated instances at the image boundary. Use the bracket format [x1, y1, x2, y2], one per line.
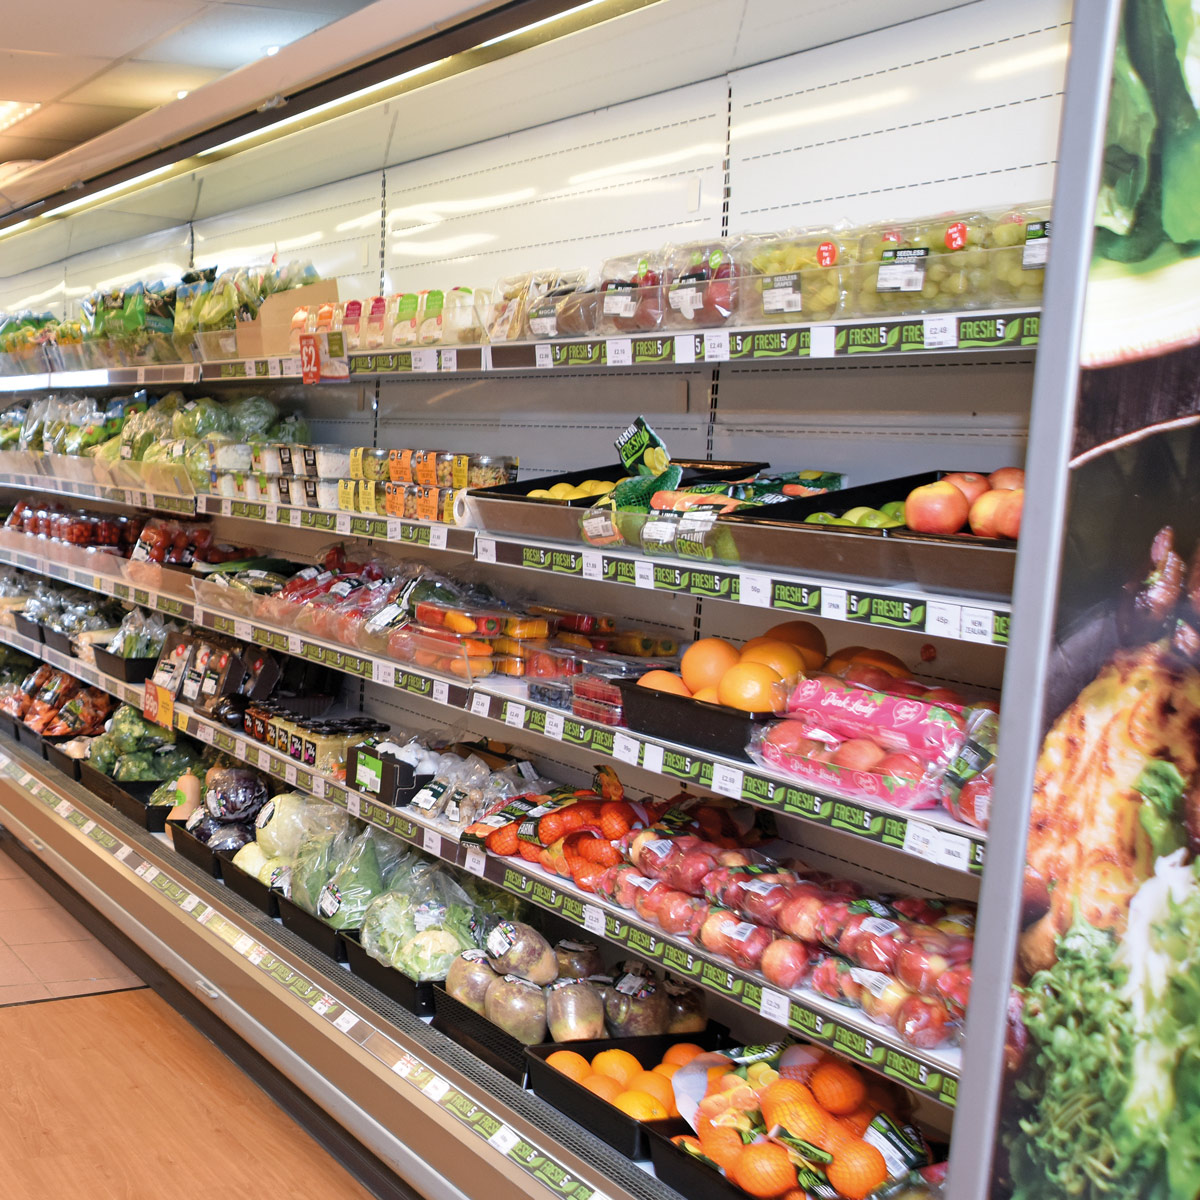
[0, 852, 143, 1004]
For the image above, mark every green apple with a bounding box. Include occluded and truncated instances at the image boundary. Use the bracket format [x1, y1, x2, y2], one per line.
[881, 500, 906, 521]
[804, 512, 837, 524]
[841, 506, 875, 523]
[856, 510, 892, 527]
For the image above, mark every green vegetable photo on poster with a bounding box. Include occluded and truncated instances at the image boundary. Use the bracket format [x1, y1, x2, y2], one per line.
[997, 1, 1200, 1197]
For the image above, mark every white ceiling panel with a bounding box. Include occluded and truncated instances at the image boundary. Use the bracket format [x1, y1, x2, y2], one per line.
[63, 61, 226, 108]
[0, 52, 112, 102]
[14, 104, 146, 143]
[0, 0, 204, 58]
[136, 3, 337, 70]
[0, 136, 76, 163]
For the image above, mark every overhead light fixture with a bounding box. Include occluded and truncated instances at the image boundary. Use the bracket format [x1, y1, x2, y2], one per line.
[177, 90, 189, 100]
[475, 0, 609, 49]
[265, 45, 280, 57]
[0, 101, 41, 134]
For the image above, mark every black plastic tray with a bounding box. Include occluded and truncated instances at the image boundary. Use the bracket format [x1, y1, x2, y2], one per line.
[167, 818, 223, 877]
[218, 852, 279, 917]
[41, 628, 74, 656]
[44, 739, 81, 780]
[341, 931, 434, 1015]
[79, 761, 166, 830]
[277, 894, 347, 962]
[526, 1031, 723, 1159]
[13, 613, 42, 643]
[472, 459, 767, 508]
[0, 713, 18, 741]
[14, 722, 47, 757]
[647, 1122, 743, 1200]
[92, 648, 157, 684]
[615, 680, 770, 762]
[432, 983, 529, 1084]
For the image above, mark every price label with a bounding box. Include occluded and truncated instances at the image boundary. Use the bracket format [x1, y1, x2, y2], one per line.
[333, 1010, 359, 1035]
[312, 774, 327, 798]
[711, 762, 744, 800]
[181, 894, 201, 913]
[346, 793, 361, 818]
[820, 588, 848, 620]
[81, 820, 96, 835]
[55, 800, 73, 819]
[235, 738, 248, 760]
[393, 1056, 414, 1078]
[287, 634, 302, 655]
[925, 600, 962, 639]
[470, 692, 492, 718]
[961, 607, 995, 644]
[140, 866, 159, 884]
[233, 934, 255, 956]
[464, 847, 486, 877]
[903, 820, 938, 859]
[432, 680, 449, 706]
[935, 829, 972, 872]
[544, 710, 565, 740]
[136, 367, 146, 384]
[923, 316, 958, 349]
[477, 537, 496, 564]
[412, 348, 437, 373]
[704, 330, 730, 361]
[759, 987, 790, 1023]
[285, 763, 297, 786]
[422, 828, 441, 856]
[335, 512, 352, 535]
[248, 945, 266, 965]
[242, 359, 255, 377]
[386, 518, 403, 540]
[488, 1126, 520, 1155]
[583, 904, 606, 936]
[258, 748, 271, 771]
[299, 333, 320, 383]
[268, 358, 281, 378]
[372, 660, 394, 686]
[220, 499, 232, 517]
[634, 559, 654, 589]
[233, 619, 252, 642]
[612, 732, 640, 765]
[641, 743, 664, 774]
[115, 845, 133, 863]
[606, 338, 632, 366]
[422, 1075, 450, 1102]
[504, 702, 527, 729]
[196, 724, 214, 745]
[581, 550, 603, 581]
[810, 325, 836, 358]
[142, 680, 174, 731]
[264, 504, 278, 525]
[739, 570, 773, 608]
[440, 348, 457, 372]
[428, 524, 448, 551]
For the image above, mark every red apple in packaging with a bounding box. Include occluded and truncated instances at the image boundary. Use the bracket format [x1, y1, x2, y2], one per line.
[739, 872, 798, 929]
[895, 938, 955, 994]
[657, 890, 710, 940]
[779, 886, 828, 942]
[877, 752, 927, 785]
[760, 935, 810, 989]
[830, 737, 888, 772]
[633, 878, 672, 923]
[664, 242, 740, 329]
[904, 481, 970, 535]
[896, 994, 953, 1048]
[599, 251, 666, 335]
[724, 918, 774, 971]
[995, 488, 1023, 540]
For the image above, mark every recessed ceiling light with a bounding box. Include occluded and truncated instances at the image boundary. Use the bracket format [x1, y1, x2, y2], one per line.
[177, 90, 189, 100]
[265, 45, 280, 57]
[0, 101, 41, 134]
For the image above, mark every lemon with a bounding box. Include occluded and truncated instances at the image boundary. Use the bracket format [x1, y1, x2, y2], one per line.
[643, 446, 670, 475]
[584, 480, 615, 495]
[526, 489, 553, 499]
[548, 483, 574, 499]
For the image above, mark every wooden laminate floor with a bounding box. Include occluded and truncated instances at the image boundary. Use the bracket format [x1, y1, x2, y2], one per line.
[0, 858, 377, 1200]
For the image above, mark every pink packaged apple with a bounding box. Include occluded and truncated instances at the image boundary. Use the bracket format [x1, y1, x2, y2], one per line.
[784, 674, 967, 757]
[749, 719, 947, 810]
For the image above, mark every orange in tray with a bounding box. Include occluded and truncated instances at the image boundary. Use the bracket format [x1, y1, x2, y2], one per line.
[581, 1075, 623, 1103]
[826, 1139, 888, 1200]
[697, 1119, 747, 1172]
[662, 1042, 706, 1067]
[612, 1091, 669, 1121]
[626, 1070, 677, 1116]
[545, 1050, 592, 1082]
[591, 1048, 642, 1088]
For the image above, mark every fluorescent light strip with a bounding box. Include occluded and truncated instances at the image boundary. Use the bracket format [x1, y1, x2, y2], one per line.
[475, 0, 609, 48]
[39, 164, 176, 219]
[0, 101, 40, 134]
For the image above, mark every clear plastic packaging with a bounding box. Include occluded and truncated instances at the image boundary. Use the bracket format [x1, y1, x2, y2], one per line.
[453, 453, 518, 489]
[386, 623, 497, 680]
[351, 447, 390, 482]
[740, 228, 850, 323]
[988, 203, 1051, 304]
[663, 240, 742, 329]
[849, 213, 994, 316]
[597, 251, 667, 336]
[310, 444, 351, 479]
[441, 287, 485, 345]
[388, 293, 421, 346]
[316, 480, 340, 509]
[571, 695, 625, 726]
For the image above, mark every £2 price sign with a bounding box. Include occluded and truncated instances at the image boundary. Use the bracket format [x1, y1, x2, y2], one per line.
[299, 334, 320, 384]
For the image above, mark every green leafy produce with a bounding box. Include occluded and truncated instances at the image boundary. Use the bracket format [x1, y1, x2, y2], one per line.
[228, 395, 277, 440]
[87, 731, 118, 775]
[290, 833, 344, 915]
[109, 704, 175, 753]
[172, 397, 231, 440]
[1098, 29, 1159, 239]
[317, 831, 386, 930]
[113, 751, 161, 781]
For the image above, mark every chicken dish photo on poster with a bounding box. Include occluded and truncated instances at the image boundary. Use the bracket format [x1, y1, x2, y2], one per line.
[998, 1, 1200, 1196]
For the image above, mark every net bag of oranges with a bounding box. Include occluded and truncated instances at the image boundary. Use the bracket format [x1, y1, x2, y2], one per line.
[668, 1039, 934, 1200]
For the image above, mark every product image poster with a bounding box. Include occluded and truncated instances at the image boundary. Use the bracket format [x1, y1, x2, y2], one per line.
[996, 2, 1200, 1196]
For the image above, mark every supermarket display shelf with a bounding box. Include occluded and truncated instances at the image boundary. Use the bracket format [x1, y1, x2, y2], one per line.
[0, 364, 203, 392]
[195, 494, 476, 554]
[478, 535, 1011, 646]
[0, 544, 194, 621]
[0, 744, 646, 1200]
[0, 470, 196, 516]
[0, 549, 989, 871]
[0, 645, 961, 1107]
[0, 310, 1041, 397]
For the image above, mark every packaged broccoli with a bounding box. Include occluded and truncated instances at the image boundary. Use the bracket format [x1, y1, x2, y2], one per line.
[109, 704, 175, 753]
[87, 732, 119, 775]
[113, 751, 160, 781]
